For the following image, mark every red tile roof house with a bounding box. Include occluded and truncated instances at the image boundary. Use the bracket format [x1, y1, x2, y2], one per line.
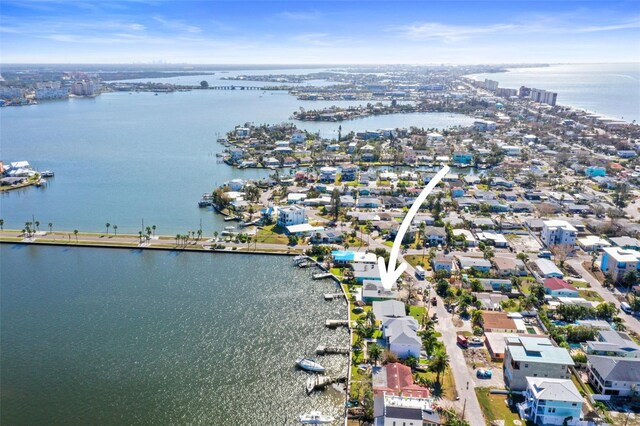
[372, 362, 430, 398]
[543, 278, 579, 298]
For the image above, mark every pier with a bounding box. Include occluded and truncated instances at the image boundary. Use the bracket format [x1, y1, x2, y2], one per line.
[325, 319, 350, 329]
[323, 293, 344, 301]
[315, 345, 350, 355]
[305, 375, 347, 395]
[312, 272, 333, 280]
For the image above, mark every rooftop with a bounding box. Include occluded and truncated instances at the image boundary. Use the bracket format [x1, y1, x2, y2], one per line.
[506, 336, 574, 365]
[526, 377, 583, 403]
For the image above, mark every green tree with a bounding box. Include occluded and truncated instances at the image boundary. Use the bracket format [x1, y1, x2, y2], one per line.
[330, 188, 341, 221]
[113, 225, 118, 236]
[595, 302, 618, 321]
[429, 350, 450, 384]
[73, 229, 78, 242]
[368, 343, 382, 365]
[200, 80, 209, 89]
[105, 222, 110, 235]
[0, 219, 3, 231]
[47, 222, 53, 233]
[471, 310, 484, 328]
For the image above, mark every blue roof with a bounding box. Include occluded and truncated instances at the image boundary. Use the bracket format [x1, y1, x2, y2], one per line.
[332, 250, 355, 261]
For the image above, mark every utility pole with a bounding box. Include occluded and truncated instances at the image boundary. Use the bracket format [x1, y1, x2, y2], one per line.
[462, 397, 467, 419]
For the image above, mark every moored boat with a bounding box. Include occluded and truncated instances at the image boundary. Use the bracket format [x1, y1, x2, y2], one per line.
[296, 357, 326, 373]
[299, 411, 334, 424]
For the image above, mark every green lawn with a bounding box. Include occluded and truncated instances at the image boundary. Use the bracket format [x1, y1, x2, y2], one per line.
[404, 254, 433, 269]
[579, 289, 604, 302]
[476, 388, 533, 426]
[255, 225, 289, 244]
[408, 305, 426, 323]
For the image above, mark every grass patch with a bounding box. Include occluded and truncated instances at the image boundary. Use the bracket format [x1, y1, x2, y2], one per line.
[476, 388, 533, 426]
[579, 289, 604, 302]
[408, 305, 426, 323]
[255, 225, 289, 245]
[404, 254, 432, 270]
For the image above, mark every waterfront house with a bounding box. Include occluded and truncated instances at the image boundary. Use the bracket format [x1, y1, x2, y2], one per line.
[503, 336, 574, 391]
[263, 157, 280, 168]
[452, 151, 473, 164]
[362, 280, 399, 303]
[373, 363, 431, 399]
[331, 250, 377, 266]
[372, 300, 406, 320]
[277, 205, 307, 227]
[517, 377, 584, 426]
[382, 317, 421, 358]
[543, 278, 579, 298]
[587, 355, 640, 397]
[319, 166, 338, 183]
[373, 394, 442, 426]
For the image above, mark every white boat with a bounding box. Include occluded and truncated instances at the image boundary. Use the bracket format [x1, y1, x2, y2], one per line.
[299, 411, 334, 424]
[293, 255, 307, 265]
[296, 357, 326, 373]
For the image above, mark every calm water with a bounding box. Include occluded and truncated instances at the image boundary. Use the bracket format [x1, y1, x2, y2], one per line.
[468, 63, 640, 123]
[1, 245, 348, 425]
[1, 85, 472, 235]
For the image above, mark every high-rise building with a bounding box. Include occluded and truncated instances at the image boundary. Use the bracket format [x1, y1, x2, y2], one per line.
[72, 80, 95, 96]
[530, 88, 557, 106]
[484, 79, 499, 91]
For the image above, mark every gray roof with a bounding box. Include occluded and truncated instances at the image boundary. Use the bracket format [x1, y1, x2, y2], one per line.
[372, 300, 405, 319]
[588, 355, 640, 382]
[526, 377, 583, 403]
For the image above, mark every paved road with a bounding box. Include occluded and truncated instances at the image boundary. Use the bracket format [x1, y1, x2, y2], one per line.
[567, 257, 640, 334]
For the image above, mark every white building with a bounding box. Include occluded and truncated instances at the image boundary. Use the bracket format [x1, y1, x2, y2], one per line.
[374, 394, 441, 426]
[541, 220, 577, 248]
[277, 205, 306, 227]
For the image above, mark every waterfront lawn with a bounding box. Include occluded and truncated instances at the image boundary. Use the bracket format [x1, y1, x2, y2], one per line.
[255, 225, 289, 245]
[476, 388, 533, 426]
[415, 367, 457, 400]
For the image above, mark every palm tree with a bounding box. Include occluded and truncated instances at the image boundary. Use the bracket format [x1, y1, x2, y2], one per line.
[197, 229, 202, 241]
[422, 331, 439, 358]
[0, 219, 4, 231]
[176, 234, 180, 246]
[48, 222, 53, 233]
[105, 223, 111, 235]
[213, 231, 218, 241]
[152, 225, 156, 237]
[34, 221, 40, 231]
[368, 343, 382, 366]
[429, 350, 450, 384]
[471, 310, 484, 328]
[113, 225, 118, 236]
[73, 229, 78, 242]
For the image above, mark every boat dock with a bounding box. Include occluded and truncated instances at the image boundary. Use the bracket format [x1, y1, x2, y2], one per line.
[305, 375, 347, 394]
[312, 272, 333, 280]
[325, 319, 350, 329]
[323, 293, 344, 301]
[316, 345, 350, 355]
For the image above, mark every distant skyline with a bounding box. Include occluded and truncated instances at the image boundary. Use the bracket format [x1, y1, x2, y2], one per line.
[1, 0, 639, 64]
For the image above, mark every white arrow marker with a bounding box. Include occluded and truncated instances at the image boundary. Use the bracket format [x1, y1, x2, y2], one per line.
[378, 165, 450, 290]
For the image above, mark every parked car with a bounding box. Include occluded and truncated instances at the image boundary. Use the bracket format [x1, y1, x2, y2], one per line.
[476, 369, 492, 379]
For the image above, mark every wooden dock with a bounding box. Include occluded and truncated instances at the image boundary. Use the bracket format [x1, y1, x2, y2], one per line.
[312, 272, 333, 280]
[325, 319, 350, 329]
[316, 345, 350, 355]
[305, 375, 347, 394]
[323, 293, 344, 301]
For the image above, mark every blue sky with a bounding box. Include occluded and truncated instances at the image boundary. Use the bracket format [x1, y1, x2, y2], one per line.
[1, 0, 639, 64]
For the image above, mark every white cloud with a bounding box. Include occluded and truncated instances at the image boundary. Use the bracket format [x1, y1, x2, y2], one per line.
[153, 16, 201, 34]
